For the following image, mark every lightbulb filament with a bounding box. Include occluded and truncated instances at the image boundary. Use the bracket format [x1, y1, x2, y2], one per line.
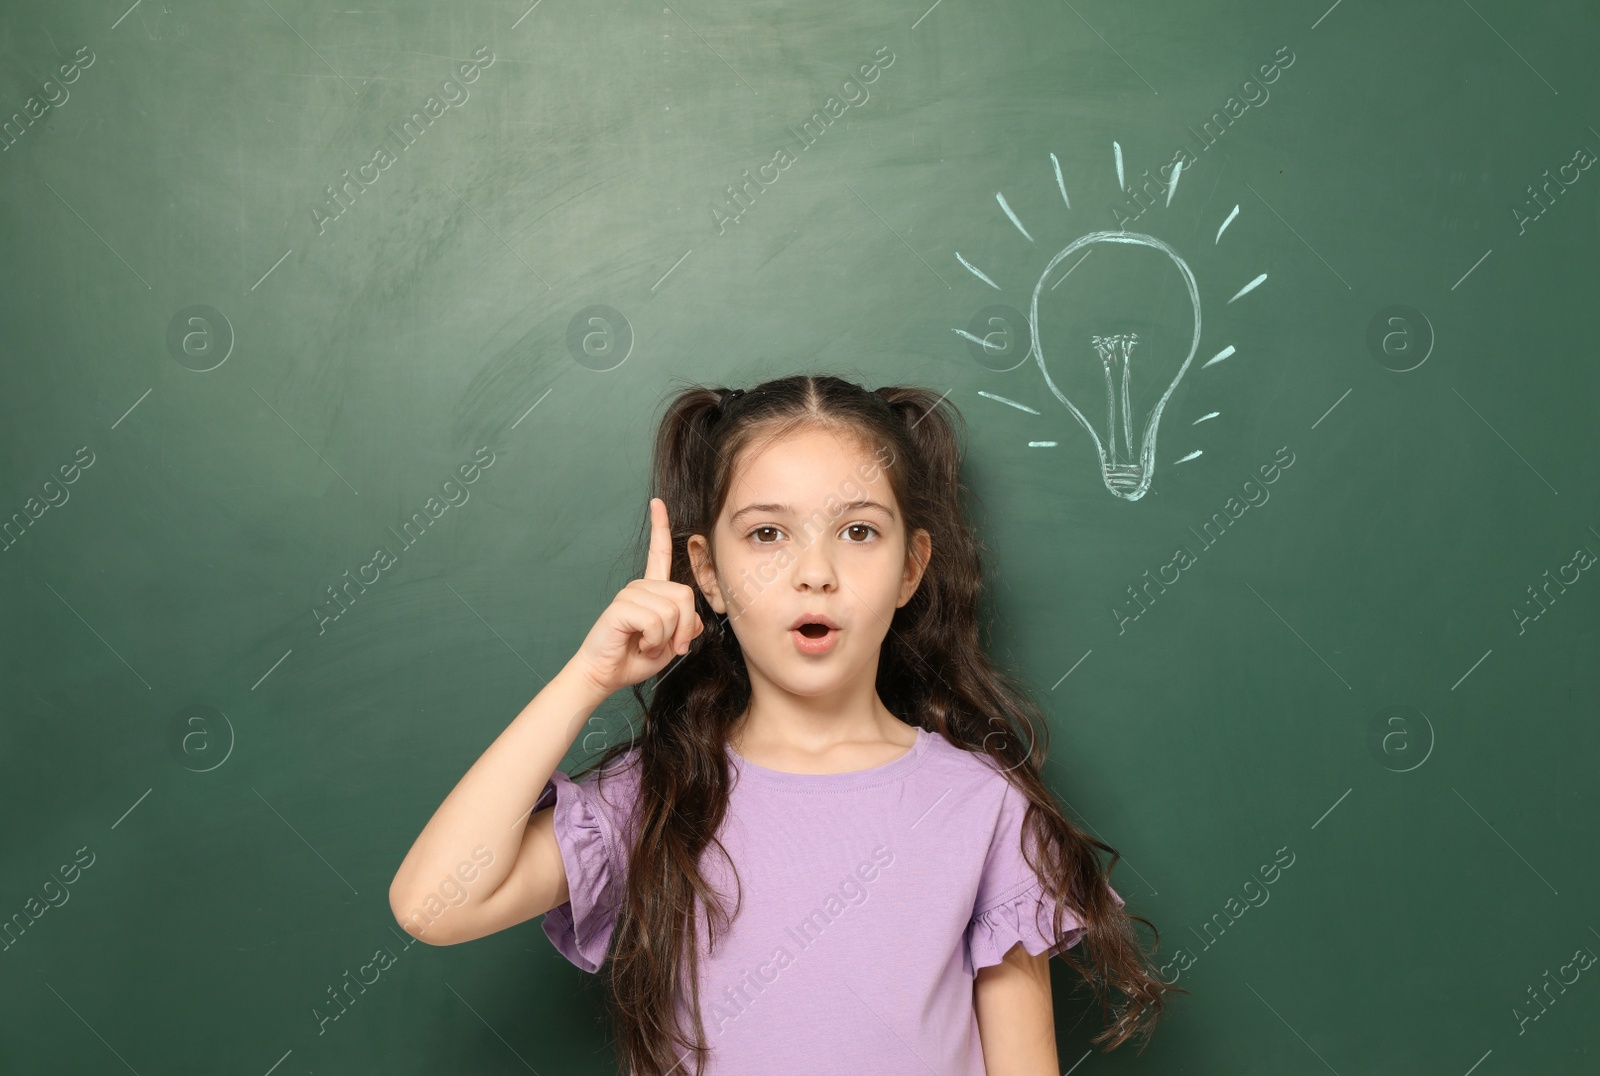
[1091, 333, 1140, 465]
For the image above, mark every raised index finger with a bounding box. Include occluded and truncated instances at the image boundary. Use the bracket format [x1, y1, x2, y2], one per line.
[644, 497, 673, 581]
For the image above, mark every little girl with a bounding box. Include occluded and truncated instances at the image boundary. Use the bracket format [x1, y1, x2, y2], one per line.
[390, 374, 1177, 1075]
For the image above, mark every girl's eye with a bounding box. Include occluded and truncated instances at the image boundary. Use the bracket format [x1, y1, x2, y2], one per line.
[746, 523, 879, 544]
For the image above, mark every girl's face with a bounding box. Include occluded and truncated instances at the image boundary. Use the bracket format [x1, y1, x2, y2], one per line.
[687, 424, 931, 701]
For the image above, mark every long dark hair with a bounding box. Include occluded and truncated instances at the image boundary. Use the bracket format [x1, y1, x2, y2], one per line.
[570, 373, 1179, 1075]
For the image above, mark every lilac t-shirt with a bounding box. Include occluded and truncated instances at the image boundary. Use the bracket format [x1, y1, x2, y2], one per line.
[532, 725, 1122, 1075]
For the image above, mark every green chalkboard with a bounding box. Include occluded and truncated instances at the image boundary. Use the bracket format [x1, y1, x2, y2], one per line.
[2, 0, 1598, 1072]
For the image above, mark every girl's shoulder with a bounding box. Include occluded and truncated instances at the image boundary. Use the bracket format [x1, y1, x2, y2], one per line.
[579, 743, 646, 804]
[918, 726, 1031, 791]
[550, 743, 645, 831]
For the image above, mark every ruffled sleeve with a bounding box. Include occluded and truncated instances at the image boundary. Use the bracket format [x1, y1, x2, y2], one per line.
[964, 780, 1127, 976]
[967, 877, 1130, 973]
[532, 764, 630, 974]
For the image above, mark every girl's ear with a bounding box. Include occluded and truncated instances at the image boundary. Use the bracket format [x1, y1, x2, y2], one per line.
[687, 533, 728, 614]
[897, 528, 933, 607]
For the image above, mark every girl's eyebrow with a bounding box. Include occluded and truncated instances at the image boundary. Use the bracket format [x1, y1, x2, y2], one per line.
[729, 499, 897, 527]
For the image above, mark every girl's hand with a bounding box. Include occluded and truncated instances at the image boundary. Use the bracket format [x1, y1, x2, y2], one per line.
[570, 497, 706, 698]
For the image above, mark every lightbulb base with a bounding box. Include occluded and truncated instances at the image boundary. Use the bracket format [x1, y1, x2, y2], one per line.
[1104, 464, 1144, 493]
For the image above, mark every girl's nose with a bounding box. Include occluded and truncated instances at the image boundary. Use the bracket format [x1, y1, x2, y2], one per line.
[791, 532, 837, 592]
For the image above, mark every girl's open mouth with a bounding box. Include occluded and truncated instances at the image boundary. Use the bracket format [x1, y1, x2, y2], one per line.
[791, 623, 838, 655]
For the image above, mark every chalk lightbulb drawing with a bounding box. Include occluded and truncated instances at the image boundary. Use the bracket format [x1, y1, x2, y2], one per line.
[953, 143, 1268, 501]
[1030, 229, 1200, 499]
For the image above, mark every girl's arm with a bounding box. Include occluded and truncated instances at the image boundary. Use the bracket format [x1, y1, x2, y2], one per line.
[387, 656, 608, 946]
[388, 497, 704, 946]
[975, 942, 1059, 1075]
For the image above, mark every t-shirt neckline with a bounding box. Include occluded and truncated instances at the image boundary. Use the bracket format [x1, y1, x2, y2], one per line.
[726, 726, 929, 790]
